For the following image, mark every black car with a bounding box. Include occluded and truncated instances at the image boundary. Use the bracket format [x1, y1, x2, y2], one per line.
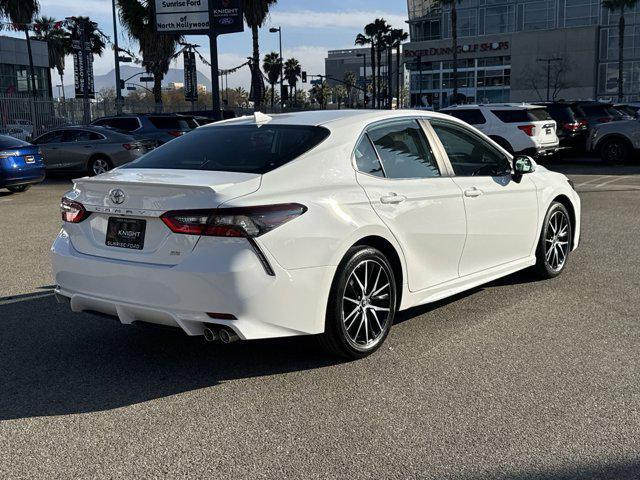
[534, 102, 588, 148]
[91, 113, 199, 145]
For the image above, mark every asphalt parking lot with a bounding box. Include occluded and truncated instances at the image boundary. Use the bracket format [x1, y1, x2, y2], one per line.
[1, 158, 639, 479]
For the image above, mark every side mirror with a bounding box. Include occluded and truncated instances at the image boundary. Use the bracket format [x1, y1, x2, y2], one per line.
[513, 155, 536, 175]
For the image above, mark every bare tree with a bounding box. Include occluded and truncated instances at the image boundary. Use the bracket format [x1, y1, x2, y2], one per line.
[521, 56, 573, 102]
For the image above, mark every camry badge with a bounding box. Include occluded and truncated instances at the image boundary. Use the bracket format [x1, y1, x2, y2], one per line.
[108, 188, 126, 205]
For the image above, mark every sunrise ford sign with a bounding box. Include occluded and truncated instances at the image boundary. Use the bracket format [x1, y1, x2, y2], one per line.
[153, 0, 243, 35]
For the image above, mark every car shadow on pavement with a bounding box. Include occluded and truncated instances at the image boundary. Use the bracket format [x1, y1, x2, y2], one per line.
[0, 294, 339, 421]
[539, 156, 640, 176]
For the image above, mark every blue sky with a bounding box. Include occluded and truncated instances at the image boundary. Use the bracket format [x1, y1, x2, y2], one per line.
[16, 0, 408, 90]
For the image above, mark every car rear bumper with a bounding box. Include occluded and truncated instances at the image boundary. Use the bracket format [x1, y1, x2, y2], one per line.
[0, 169, 45, 188]
[521, 145, 559, 158]
[50, 230, 335, 340]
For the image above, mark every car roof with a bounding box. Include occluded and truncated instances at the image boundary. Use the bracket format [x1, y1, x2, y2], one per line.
[205, 109, 458, 128]
[442, 103, 544, 111]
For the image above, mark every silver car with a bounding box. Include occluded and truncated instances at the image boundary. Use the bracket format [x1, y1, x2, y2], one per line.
[32, 126, 155, 176]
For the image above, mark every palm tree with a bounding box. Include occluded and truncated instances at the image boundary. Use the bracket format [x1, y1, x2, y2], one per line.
[603, 0, 639, 102]
[33, 16, 71, 100]
[333, 85, 347, 109]
[117, 0, 181, 112]
[372, 18, 391, 109]
[72, 16, 106, 56]
[343, 71, 357, 108]
[232, 87, 249, 108]
[355, 24, 376, 108]
[283, 58, 301, 105]
[244, 0, 278, 109]
[390, 28, 408, 108]
[263, 52, 281, 110]
[0, 0, 40, 97]
[434, 0, 463, 104]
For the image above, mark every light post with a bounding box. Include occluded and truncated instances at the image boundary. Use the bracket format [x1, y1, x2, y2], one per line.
[537, 57, 562, 102]
[111, 0, 123, 115]
[356, 53, 368, 108]
[269, 26, 284, 111]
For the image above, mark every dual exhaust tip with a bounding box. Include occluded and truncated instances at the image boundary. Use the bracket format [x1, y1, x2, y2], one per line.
[203, 325, 239, 344]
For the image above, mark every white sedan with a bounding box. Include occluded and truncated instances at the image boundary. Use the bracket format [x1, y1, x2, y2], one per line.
[51, 110, 581, 358]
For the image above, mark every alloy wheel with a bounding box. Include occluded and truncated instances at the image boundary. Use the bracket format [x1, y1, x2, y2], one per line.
[341, 259, 392, 351]
[544, 210, 570, 272]
[92, 158, 110, 175]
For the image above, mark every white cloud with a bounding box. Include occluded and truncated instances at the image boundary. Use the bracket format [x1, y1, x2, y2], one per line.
[268, 10, 407, 29]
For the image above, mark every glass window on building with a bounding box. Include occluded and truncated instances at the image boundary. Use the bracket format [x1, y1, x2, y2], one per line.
[477, 69, 511, 87]
[0, 63, 50, 96]
[599, 26, 640, 61]
[521, 0, 557, 31]
[564, 0, 600, 27]
[483, 4, 516, 35]
[598, 62, 640, 98]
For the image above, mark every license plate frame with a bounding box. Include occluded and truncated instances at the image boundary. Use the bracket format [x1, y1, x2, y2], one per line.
[105, 217, 146, 250]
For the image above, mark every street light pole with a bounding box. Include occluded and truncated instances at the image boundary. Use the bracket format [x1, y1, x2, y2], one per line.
[356, 53, 367, 108]
[269, 27, 283, 111]
[112, 0, 123, 115]
[537, 57, 562, 102]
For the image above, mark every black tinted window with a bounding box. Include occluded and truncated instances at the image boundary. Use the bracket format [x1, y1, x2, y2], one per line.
[95, 117, 140, 132]
[124, 125, 330, 174]
[63, 130, 100, 142]
[148, 116, 193, 130]
[354, 134, 384, 177]
[544, 105, 576, 123]
[528, 108, 552, 121]
[34, 131, 64, 144]
[431, 121, 511, 177]
[368, 120, 440, 179]
[0, 135, 30, 148]
[579, 104, 610, 117]
[447, 109, 486, 125]
[492, 109, 551, 123]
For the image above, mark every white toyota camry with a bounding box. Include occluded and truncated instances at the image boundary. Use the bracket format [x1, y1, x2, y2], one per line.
[51, 110, 581, 358]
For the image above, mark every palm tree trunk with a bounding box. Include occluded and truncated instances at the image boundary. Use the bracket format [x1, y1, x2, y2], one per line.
[370, 43, 376, 109]
[59, 73, 66, 102]
[387, 46, 393, 109]
[451, 2, 459, 102]
[618, 8, 625, 102]
[376, 44, 382, 109]
[396, 43, 401, 108]
[24, 30, 38, 98]
[252, 24, 262, 108]
[271, 84, 274, 109]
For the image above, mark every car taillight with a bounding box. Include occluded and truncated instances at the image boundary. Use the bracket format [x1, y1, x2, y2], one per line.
[60, 197, 89, 223]
[563, 122, 580, 132]
[579, 120, 588, 129]
[160, 204, 307, 238]
[517, 125, 535, 136]
[168, 130, 184, 137]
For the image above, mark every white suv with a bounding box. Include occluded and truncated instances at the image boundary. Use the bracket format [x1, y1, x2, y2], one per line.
[441, 104, 559, 158]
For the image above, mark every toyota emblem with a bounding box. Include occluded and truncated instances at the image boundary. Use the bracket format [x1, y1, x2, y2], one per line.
[109, 188, 126, 205]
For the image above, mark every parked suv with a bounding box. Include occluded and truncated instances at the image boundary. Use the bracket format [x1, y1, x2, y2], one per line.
[587, 117, 640, 163]
[572, 101, 620, 130]
[92, 114, 199, 145]
[533, 102, 588, 148]
[441, 104, 559, 157]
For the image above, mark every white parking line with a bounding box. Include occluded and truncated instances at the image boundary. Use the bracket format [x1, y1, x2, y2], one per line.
[575, 176, 611, 187]
[595, 176, 626, 188]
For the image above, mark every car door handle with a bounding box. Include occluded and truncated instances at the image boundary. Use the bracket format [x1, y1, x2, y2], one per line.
[380, 193, 406, 204]
[464, 187, 483, 198]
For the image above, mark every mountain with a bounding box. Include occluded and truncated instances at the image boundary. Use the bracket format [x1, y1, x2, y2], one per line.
[60, 65, 213, 98]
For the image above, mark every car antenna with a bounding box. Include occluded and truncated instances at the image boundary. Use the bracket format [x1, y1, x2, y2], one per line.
[254, 112, 272, 125]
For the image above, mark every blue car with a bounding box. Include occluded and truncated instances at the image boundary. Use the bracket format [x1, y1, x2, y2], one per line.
[0, 134, 45, 193]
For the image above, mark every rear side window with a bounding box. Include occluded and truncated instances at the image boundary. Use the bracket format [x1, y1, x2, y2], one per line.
[33, 131, 64, 144]
[95, 117, 140, 132]
[446, 109, 486, 125]
[62, 130, 104, 142]
[527, 108, 552, 121]
[124, 124, 330, 174]
[579, 104, 610, 117]
[354, 134, 384, 177]
[148, 116, 193, 130]
[544, 105, 576, 123]
[367, 120, 440, 179]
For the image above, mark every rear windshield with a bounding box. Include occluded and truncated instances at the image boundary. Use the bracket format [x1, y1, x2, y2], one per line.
[579, 104, 611, 117]
[148, 116, 195, 130]
[0, 135, 30, 149]
[543, 105, 576, 122]
[492, 108, 552, 123]
[124, 124, 330, 174]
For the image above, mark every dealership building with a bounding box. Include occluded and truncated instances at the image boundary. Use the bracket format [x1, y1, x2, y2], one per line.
[0, 35, 51, 98]
[404, 0, 640, 108]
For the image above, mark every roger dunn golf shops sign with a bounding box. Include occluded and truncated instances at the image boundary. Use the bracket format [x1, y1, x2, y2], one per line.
[154, 0, 244, 35]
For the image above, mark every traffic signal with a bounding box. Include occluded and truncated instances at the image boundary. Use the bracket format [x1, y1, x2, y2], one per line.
[301, 71, 307, 83]
[119, 80, 125, 90]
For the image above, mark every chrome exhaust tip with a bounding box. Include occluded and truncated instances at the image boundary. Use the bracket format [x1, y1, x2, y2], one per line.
[203, 326, 219, 343]
[218, 327, 239, 344]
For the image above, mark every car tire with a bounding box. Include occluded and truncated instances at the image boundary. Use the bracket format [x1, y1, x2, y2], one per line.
[600, 138, 630, 164]
[88, 156, 112, 176]
[319, 246, 397, 359]
[533, 202, 572, 279]
[6, 185, 30, 193]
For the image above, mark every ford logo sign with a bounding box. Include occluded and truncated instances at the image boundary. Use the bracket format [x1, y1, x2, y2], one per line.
[219, 17, 234, 25]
